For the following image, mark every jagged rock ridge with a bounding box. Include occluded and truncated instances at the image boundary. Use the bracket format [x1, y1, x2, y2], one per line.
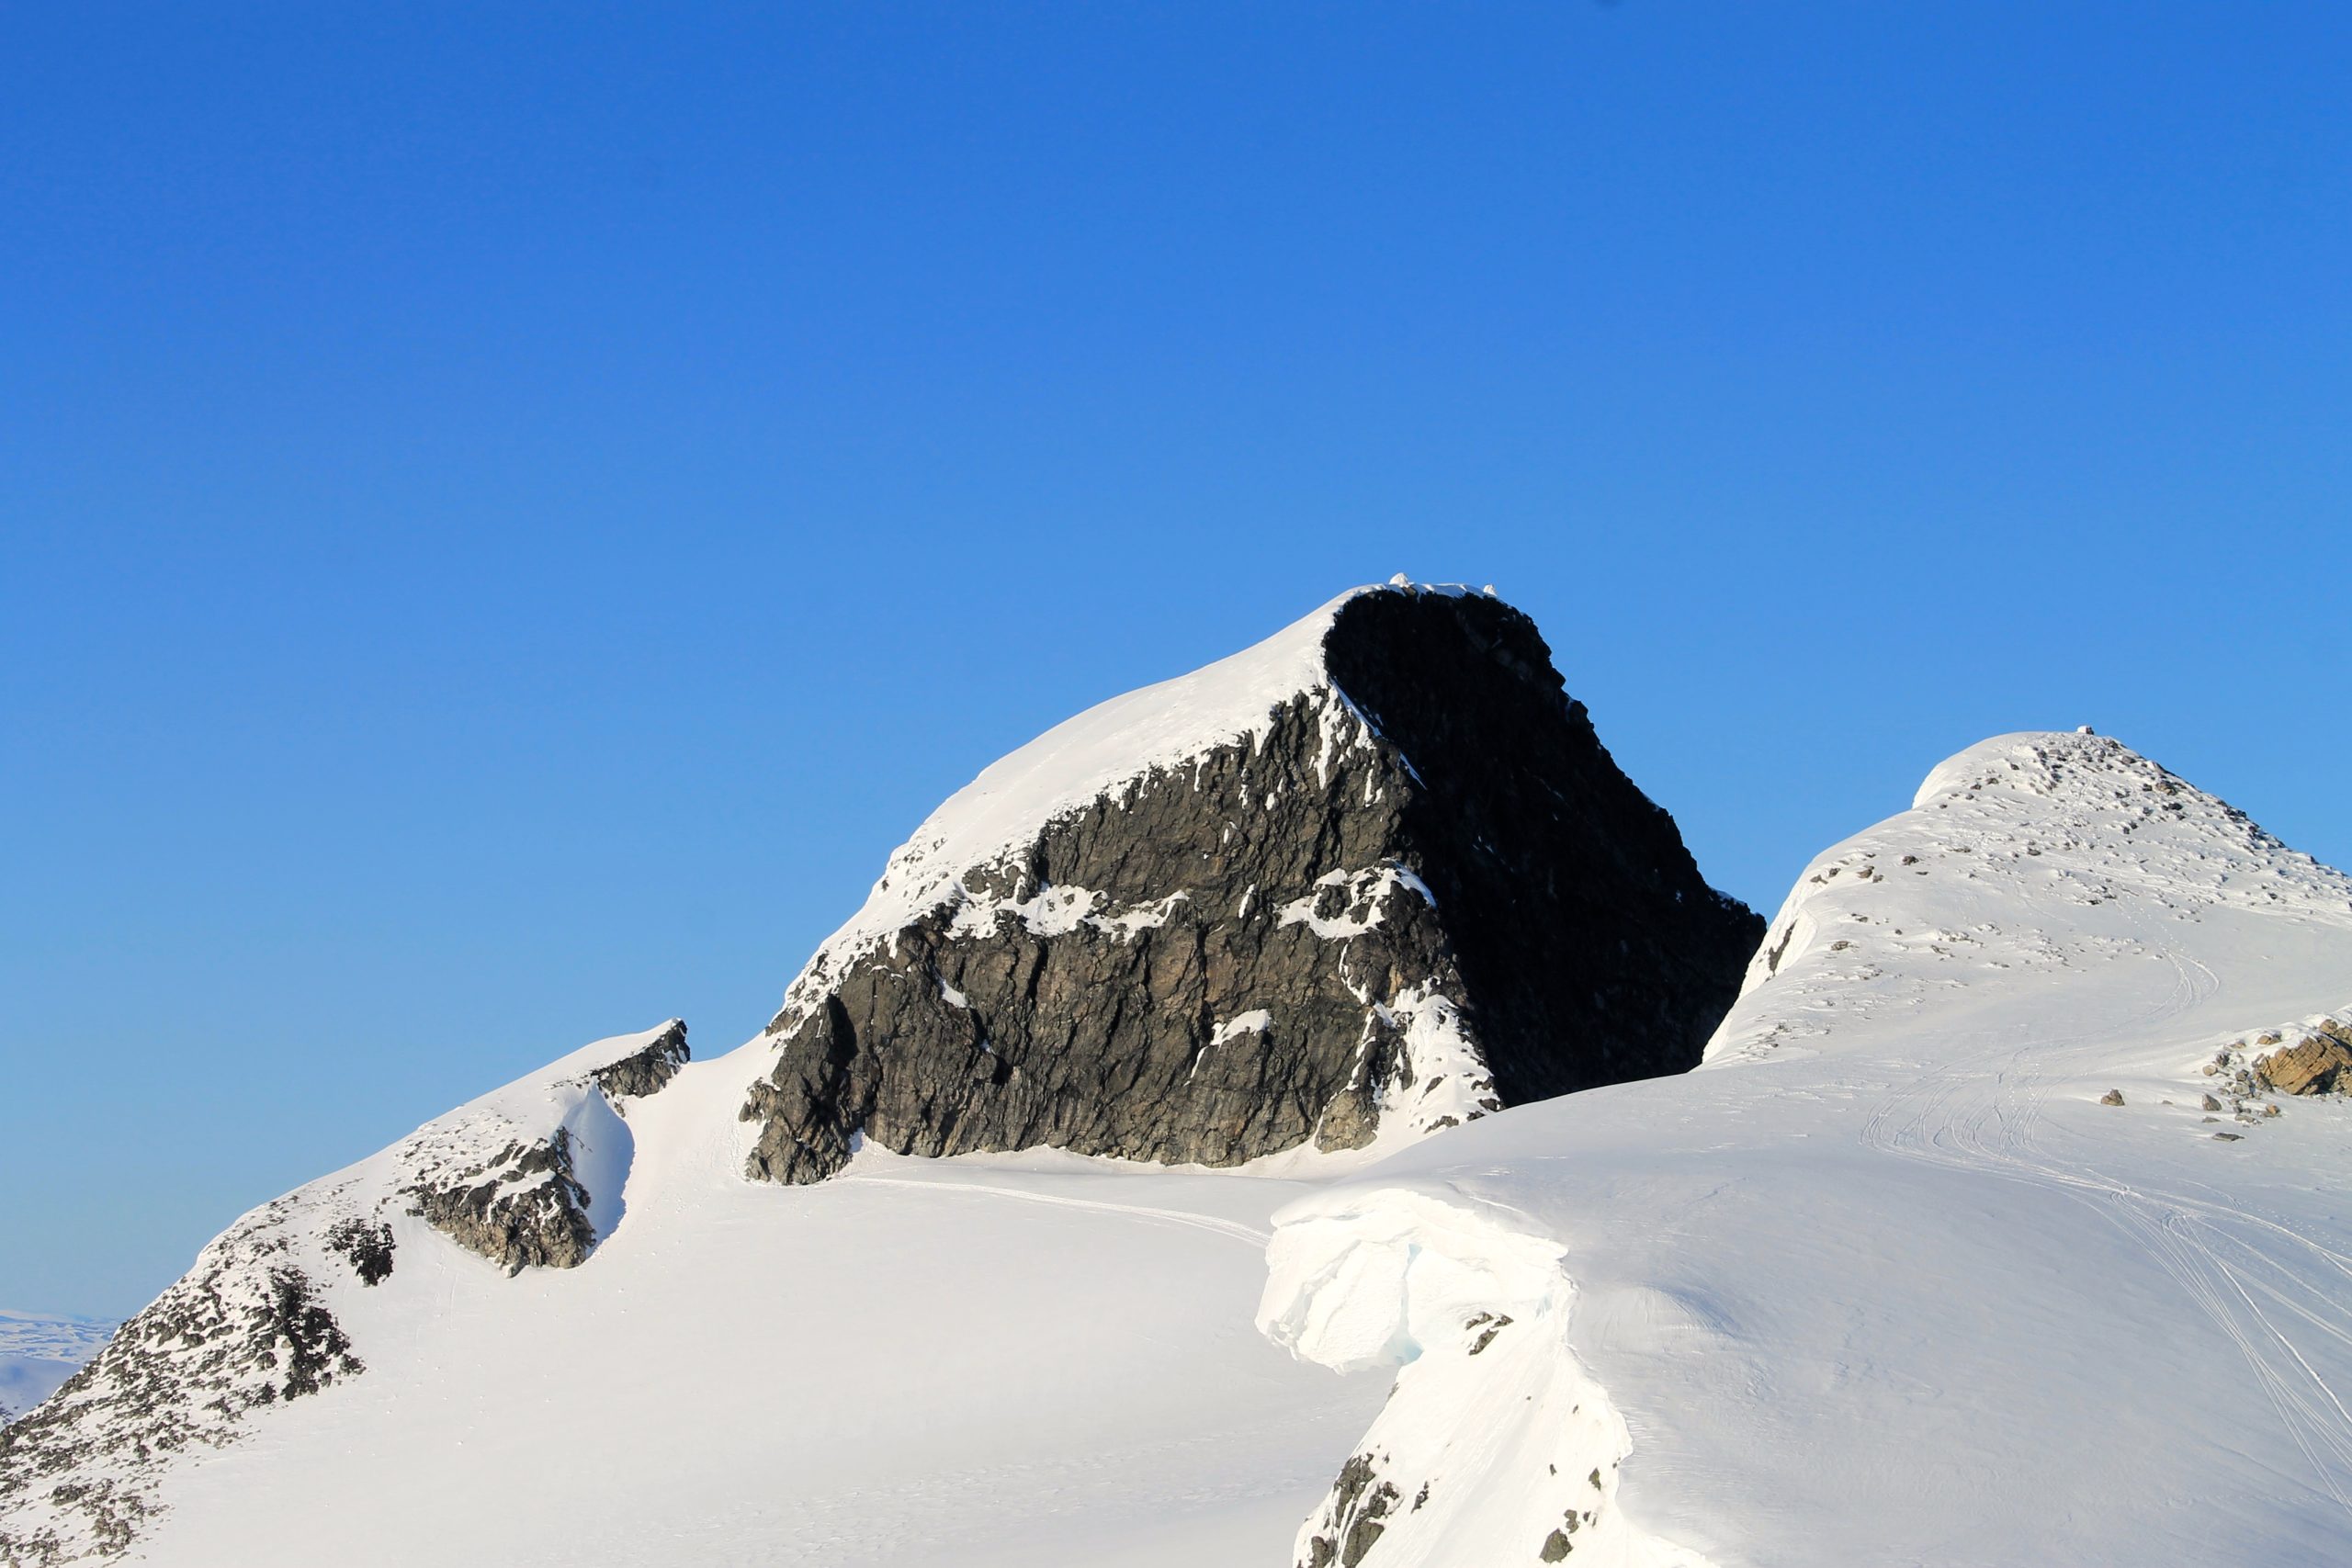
[742, 582, 1762, 1183]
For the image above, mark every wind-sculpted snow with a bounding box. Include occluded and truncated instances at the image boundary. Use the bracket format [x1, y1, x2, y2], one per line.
[1261, 1192, 1711, 1568]
[399, 1019, 686, 1273]
[742, 581, 1759, 1182]
[0, 1022, 687, 1564]
[1261, 730, 2352, 1566]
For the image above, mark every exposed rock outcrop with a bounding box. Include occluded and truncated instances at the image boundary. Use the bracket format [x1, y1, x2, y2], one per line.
[0, 1199, 367, 1567]
[591, 1019, 692, 1101]
[405, 1130, 599, 1275]
[2257, 1021, 2352, 1096]
[401, 1018, 688, 1275]
[742, 584, 1762, 1184]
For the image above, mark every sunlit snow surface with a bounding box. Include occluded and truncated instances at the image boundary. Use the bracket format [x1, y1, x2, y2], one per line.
[128, 1040, 1385, 1566]
[1262, 731, 2352, 1567]
[40, 728, 2352, 1568]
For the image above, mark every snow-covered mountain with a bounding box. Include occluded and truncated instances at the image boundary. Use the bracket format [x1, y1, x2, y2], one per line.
[0, 1021, 693, 1562]
[1260, 728, 2352, 1566]
[8, 589, 2350, 1567]
[1, 581, 1761, 1567]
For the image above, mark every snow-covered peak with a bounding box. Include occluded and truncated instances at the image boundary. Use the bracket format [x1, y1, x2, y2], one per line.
[1905, 728, 2352, 913]
[1711, 730, 2352, 1066]
[775, 581, 1487, 1017]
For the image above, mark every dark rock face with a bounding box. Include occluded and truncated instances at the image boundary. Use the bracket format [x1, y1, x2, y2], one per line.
[1319, 590, 1761, 1105]
[742, 588, 1761, 1184]
[406, 1130, 599, 1276]
[1304, 1451, 1403, 1568]
[592, 1019, 692, 1101]
[323, 1219, 396, 1287]
[404, 1018, 690, 1275]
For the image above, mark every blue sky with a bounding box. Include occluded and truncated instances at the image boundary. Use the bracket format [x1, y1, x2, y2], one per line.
[5, 2, 2347, 1316]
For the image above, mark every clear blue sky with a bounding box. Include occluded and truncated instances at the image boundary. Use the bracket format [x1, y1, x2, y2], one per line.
[5, 3, 2346, 1317]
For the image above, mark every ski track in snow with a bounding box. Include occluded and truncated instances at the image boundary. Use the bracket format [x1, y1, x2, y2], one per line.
[1857, 947, 2352, 1523]
[837, 1174, 1274, 1247]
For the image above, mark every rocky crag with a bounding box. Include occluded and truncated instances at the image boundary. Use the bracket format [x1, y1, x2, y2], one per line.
[742, 582, 1762, 1183]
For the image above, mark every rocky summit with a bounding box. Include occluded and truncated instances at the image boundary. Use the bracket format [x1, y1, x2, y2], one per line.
[741, 582, 1763, 1183]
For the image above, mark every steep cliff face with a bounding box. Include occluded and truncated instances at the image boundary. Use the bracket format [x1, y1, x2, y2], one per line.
[742, 584, 1761, 1184]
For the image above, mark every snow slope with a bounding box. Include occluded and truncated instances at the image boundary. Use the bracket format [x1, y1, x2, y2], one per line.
[21, 709, 2352, 1567]
[114, 1037, 1385, 1566]
[1260, 730, 2352, 1567]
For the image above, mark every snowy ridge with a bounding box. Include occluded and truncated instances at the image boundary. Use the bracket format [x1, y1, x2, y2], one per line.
[14, 1052, 1392, 1566]
[0, 1023, 685, 1563]
[1711, 729, 2352, 1069]
[768, 582, 1484, 1030]
[1258, 729, 2352, 1567]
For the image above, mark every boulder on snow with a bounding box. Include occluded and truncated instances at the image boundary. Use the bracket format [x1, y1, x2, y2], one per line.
[2256, 1023, 2352, 1096]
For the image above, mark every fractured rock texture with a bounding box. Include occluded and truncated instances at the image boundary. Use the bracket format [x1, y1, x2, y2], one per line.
[404, 1019, 689, 1275]
[0, 1200, 364, 1567]
[591, 1020, 692, 1101]
[743, 589, 1761, 1183]
[2258, 1021, 2352, 1096]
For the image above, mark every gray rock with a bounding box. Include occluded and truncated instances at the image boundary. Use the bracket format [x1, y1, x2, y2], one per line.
[1299, 1451, 1404, 1568]
[0, 1207, 363, 1566]
[591, 1019, 692, 1102]
[742, 588, 1762, 1184]
[406, 1129, 600, 1276]
[407, 1020, 692, 1274]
